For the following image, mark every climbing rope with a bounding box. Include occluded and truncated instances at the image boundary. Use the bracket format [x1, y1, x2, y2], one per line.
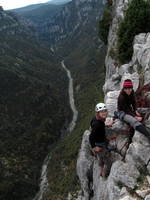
[107, 126, 133, 158]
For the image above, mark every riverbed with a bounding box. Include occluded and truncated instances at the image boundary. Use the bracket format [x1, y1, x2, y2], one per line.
[33, 60, 78, 200]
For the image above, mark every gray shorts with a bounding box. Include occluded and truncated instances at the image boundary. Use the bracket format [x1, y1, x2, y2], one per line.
[96, 147, 110, 167]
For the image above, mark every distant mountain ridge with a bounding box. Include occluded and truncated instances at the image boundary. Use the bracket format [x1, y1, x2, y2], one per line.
[15, 0, 105, 45]
[10, 4, 45, 12]
[14, 4, 65, 25]
[10, 0, 72, 13]
[47, 0, 72, 5]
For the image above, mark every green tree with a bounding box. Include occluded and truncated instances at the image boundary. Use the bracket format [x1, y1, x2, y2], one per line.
[99, 2, 112, 44]
[118, 0, 150, 64]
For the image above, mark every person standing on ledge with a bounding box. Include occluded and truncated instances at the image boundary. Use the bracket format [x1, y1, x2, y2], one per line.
[115, 79, 150, 141]
[89, 103, 113, 177]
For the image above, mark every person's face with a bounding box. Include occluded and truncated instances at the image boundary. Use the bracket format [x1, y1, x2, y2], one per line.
[124, 88, 132, 95]
[98, 109, 108, 119]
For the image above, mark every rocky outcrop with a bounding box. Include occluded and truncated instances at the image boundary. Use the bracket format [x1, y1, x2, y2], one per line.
[77, 121, 150, 200]
[105, 32, 150, 117]
[103, 0, 130, 93]
[104, 0, 150, 95]
[76, 131, 93, 200]
[77, 126, 150, 200]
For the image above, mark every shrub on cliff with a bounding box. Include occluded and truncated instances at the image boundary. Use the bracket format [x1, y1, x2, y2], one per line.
[99, 1, 112, 44]
[118, 0, 150, 64]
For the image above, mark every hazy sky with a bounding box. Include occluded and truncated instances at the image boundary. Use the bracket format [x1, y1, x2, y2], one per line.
[1, 0, 49, 10]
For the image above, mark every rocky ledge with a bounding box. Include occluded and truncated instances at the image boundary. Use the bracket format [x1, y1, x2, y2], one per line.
[76, 32, 150, 200]
[77, 121, 150, 200]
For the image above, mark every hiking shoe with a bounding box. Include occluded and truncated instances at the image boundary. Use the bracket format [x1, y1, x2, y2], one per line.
[136, 125, 150, 142]
[113, 111, 119, 119]
[114, 111, 125, 120]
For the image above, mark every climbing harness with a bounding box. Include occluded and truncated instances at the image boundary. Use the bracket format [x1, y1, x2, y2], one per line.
[106, 125, 133, 158]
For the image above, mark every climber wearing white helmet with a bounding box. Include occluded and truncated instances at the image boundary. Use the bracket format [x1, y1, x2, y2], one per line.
[95, 102, 107, 112]
[89, 103, 113, 177]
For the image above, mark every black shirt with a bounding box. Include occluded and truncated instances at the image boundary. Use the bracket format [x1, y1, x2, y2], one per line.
[117, 89, 136, 116]
[89, 116, 107, 148]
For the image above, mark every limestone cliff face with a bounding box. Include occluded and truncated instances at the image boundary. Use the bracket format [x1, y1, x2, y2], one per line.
[77, 128, 150, 200]
[104, 0, 150, 94]
[77, 33, 150, 199]
[103, 0, 129, 93]
[77, 0, 150, 199]
[105, 33, 150, 117]
[101, 0, 150, 119]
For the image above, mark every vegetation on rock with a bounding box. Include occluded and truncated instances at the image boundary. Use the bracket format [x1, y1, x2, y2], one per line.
[118, 0, 150, 64]
[99, 1, 112, 44]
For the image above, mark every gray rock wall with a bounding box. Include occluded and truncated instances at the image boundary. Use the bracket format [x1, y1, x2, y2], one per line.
[105, 32, 150, 117]
[76, 130, 94, 200]
[77, 129, 150, 200]
[77, 0, 150, 199]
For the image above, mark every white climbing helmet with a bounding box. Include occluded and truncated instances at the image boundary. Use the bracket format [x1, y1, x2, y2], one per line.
[95, 103, 107, 112]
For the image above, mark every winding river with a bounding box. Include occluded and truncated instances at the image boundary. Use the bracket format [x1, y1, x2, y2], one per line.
[33, 60, 78, 200]
[61, 60, 78, 132]
[33, 155, 50, 200]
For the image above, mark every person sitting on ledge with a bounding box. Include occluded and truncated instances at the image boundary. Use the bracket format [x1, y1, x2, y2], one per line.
[114, 79, 150, 141]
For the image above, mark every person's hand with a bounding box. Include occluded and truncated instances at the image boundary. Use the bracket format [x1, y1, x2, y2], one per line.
[135, 110, 141, 116]
[93, 146, 102, 152]
[105, 121, 114, 127]
[135, 116, 142, 121]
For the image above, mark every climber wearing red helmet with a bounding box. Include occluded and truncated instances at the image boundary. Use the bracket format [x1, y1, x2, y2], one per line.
[115, 79, 150, 141]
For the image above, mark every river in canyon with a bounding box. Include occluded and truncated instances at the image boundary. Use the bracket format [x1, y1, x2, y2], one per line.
[33, 60, 78, 200]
